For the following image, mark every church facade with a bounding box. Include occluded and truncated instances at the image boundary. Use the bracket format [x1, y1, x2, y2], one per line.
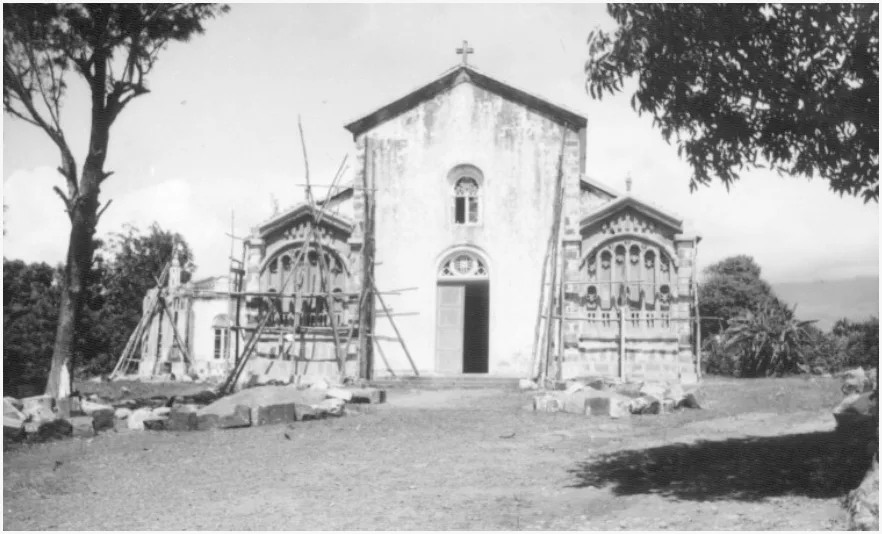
[132, 61, 701, 385]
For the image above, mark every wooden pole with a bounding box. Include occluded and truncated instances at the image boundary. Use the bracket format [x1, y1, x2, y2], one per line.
[157, 298, 193, 369]
[530, 226, 555, 381]
[541, 130, 568, 382]
[372, 337, 397, 377]
[371, 275, 419, 376]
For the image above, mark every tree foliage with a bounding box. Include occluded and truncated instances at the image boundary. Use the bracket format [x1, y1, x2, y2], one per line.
[3, 260, 62, 394]
[586, 4, 879, 202]
[3, 4, 227, 397]
[83, 223, 194, 376]
[698, 255, 776, 341]
[721, 301, 816, 377]
[3, 224, 194, 388]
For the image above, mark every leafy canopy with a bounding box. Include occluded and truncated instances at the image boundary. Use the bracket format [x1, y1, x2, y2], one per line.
[586, 4, 879, 202]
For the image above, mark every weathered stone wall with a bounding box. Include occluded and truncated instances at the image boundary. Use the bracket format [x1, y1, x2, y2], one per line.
[352, 80, 584, 377]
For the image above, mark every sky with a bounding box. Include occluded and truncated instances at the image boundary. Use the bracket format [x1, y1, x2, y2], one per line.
[3, 3, 879, 284]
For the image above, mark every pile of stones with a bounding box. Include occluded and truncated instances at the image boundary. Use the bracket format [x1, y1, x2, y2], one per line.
[525, 377, 700, 418]
[3, 378, 386, 444]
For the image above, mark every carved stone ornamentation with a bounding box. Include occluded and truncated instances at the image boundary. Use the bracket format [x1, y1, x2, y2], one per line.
[600, 211, 660, 236]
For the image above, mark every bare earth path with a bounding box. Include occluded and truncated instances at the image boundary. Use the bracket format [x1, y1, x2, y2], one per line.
[3, 378, 865, 530]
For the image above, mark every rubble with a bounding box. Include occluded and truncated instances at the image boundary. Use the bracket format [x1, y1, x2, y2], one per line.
[531, 378, 700, 418]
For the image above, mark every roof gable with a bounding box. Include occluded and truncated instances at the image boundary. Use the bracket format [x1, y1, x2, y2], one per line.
[258, 204, 353, 239]
[580, 196, 684, 234]
[344, 65, 587, 137]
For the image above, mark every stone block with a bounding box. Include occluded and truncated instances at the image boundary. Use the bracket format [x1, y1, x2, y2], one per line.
[143, 417, 168, 431]
[560, 393, 588, 415]
[252, 403, 298, 426]
[91, 409, 115, 432]
[196, 405, 252, 430]
[167, 405, 200, 432]
[69, 416, 96, 438]
[25, 418, 72, 441]
[533, 394, 561, 413]
[21, 395, 55, 421]
[81, 399, 114, 415]
[314, 398, 345, 417]
[326, 388, 354, 402]
[348, 388, 386, 404]
[127, 407, 154, 431]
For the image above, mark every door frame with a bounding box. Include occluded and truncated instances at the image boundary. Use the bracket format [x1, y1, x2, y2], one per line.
[433, 245, 492, 375]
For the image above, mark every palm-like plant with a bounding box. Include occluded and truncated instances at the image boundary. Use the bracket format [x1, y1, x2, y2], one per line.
[722, 299, 818, 377]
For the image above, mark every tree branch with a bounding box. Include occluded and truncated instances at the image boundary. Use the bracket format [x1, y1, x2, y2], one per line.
[96, 199, 113, 222]
[52, 185, 73, 220]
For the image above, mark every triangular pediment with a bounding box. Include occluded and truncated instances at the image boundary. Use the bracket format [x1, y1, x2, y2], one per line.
[344, 65, 587, 137]
[580, 196, 683, 238]
[258, 203, 353, 240]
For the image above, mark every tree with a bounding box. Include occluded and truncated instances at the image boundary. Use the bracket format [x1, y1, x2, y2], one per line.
[831, 316, 880, 370]
[721, 300, 816, 376]
[3, 4, 228, 398]
[698, 255, 776, 341]
[84, 223, 194, 376]
[586, 4, 879, 202]
[3, 260, 62, 394]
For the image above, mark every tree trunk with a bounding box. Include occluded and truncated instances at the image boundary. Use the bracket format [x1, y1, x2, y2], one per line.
[44, 166, 102, 399]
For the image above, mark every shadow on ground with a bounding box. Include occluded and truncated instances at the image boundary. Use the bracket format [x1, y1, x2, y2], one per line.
[569, 430, 874, 502]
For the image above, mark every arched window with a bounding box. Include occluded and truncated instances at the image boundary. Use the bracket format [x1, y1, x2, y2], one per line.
[454, 177, 481, 225]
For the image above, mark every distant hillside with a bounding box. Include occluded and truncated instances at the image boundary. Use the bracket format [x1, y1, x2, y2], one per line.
[772, 276, 879, 331]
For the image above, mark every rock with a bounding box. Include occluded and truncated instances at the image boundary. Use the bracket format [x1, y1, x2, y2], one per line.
[152, 407, 172, 417]
[69, 415, 96, 438]
[90, 408, 115, 432]
[252, 403, 298, 426]
[533, 394, 561, 413]
[326, 388, 354, 402]
[348, 388, 386, 404]
[842, 367, 874, 395]
[665, 382, 686, 403]
[25, 418, 72, 442]
[114, 407, 133, 420]
[21, 395, 55, 421]
[846, 457, 879, 531]
[4, 397, 26, 430]
[585, 392, 631, 418]
[143, 416, 168, 431]
[167, 405, 200, 431]
[308, 378, 330, 391]
[127, 407, 154, 431]
[4, 397, 23, 412]
[640, 382, 667, 400]
[629, 396, 661, 415]
[518, 378, 538, 391]
[615, 382, 644, 399]
[196, 404, 251, 430]
[675, 393, 702, 410]
[55, 397, 83, 419]
[564, 382, 586, 395]
[313, 397, 346, 417]
[81, 399, 114, 415]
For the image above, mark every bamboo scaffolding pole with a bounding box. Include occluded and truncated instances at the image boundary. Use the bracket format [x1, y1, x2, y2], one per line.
[372, 337, 397, 377]
[157, 298, 193, 369]
[370, 274, 419, 376]
[110, 263, 171, 379]
[540, 130, 568, 381]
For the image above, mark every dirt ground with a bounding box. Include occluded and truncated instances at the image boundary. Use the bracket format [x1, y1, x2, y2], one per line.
[3, 376, 870, 530]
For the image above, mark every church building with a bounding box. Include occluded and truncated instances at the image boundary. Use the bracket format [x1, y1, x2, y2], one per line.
[129, 50, 701, 385]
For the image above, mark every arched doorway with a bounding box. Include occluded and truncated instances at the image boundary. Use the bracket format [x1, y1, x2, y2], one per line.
[436, 251, 490, 374]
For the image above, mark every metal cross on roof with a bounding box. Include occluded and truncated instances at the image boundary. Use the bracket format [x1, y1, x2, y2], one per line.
[456, 40, 474, 66]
